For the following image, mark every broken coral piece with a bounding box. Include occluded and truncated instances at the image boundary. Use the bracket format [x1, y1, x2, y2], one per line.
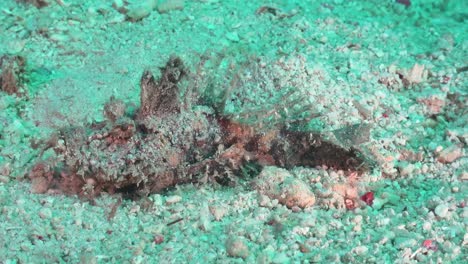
[437, 145, 463, 163]
[403, 63, 425, 87]
[117, 0, 158, 21]
[417, 96, 445, 115]
[225, 236, 249, 259]
[422, 239, 438, 251]
[253, 166, 316, 209]
[157, 0, 185, 14]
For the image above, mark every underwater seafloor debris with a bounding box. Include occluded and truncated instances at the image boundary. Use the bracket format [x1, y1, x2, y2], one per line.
[16, 0, 49, 9]
[0, 55, 27, 96]
[29, 56, 372, 205]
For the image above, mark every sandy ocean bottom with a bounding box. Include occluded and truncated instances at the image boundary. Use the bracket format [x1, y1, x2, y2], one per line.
[0, 0, 466, 263]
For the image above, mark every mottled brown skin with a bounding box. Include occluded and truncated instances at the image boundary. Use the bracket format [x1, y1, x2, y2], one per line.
[0, 55, 26, 96]
[30, 56, 369, 200]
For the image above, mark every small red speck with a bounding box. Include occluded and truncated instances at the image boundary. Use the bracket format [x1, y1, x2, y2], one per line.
[459, 201, 466, 208]
[442, 76, 450, 84]
[382, 113, 389, 118]
[360, 191, 375, 206]
[422, 239, 438, 251]
[154, 235, 164, 244]
[396, 0, 411, 7]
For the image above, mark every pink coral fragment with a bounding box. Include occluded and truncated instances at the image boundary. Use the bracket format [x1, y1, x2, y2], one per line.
[360, 191, 375, 206]
[422, 239, 438, 251]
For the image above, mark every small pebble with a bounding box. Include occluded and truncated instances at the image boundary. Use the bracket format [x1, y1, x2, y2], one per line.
[354, 245, 368, 255]
[437, 145, 462, 163]
[209, 205, 227, 221]
[257, 193, 271, 207]
[398, 162, 415, 176]
[353, 225, 362, 232]
[352, 215, 363, 224]
[126, 0, 157, 21]
[39, 208, 52, 219]
[254, 167, 315, 209]
[459, 172, 468, 181]
[434, 204, 449, 218]
[225, 236, 249, 259]
[198, 203, 211, 231]
[422, 221, 432, 231]
[0, 176, 10, 183]
[157, 0, 185, 13]
[165, 195, 182, 205]
[421, 164, 429, 173]
[371, 197, 387, 210]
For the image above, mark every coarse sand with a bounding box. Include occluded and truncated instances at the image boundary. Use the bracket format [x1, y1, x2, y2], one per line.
[0, 0, 466, 263]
